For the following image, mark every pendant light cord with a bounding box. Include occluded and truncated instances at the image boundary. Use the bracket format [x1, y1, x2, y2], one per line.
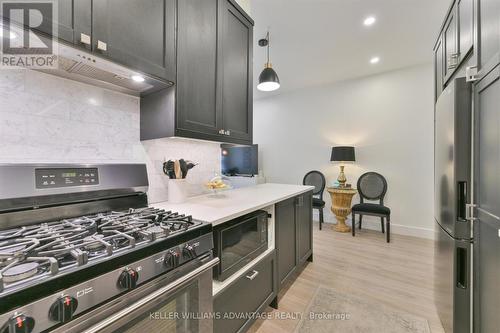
[266, 31, 270, 65]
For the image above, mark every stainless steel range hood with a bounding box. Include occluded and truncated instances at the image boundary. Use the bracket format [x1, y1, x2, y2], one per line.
[37, 42, 173, 96]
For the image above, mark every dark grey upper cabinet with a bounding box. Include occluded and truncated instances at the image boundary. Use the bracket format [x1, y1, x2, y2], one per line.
[444, 9, 459, 82]
[92, 0, 176, 82]
[297, 192, 313, 264]
[176, 0, 221, 138]
[51, 0, 79, 44]
[435, 36, 445, 101]
[458, 0, 474, 59]
[141, 0, 254, 144]
[56, 0, 92, 47]
[8, 0, 92, 47]
[219, 0, 253, 143]
[476, 0, 500, 77]
[434, 0, 478, 86]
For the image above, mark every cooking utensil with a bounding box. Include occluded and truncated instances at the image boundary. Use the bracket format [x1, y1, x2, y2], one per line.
[163, 160, 175, 179]
[174, 160, 182, 179]
[179, 159, 188, 179]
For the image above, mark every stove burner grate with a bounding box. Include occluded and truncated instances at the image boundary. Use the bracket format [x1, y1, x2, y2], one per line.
[2, 262, 40, 283]
[0, 207, 201, 292]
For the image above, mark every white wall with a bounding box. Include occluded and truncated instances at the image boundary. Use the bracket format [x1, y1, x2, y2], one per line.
[0, 69, 221, 204]
[235, 0, 251, 14]
[254, 64, 435, 239]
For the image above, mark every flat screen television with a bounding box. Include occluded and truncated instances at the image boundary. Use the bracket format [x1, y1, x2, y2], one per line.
[221, 144, 258, 176]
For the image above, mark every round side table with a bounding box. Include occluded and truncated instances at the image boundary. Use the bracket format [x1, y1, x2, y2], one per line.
[327, 187, 358, 233]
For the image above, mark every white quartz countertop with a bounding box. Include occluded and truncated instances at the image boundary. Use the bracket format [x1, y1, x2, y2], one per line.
[152, 183, 314, 226]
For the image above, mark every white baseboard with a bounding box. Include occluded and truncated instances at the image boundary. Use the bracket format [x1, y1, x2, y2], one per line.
[313, 212, 434, 240]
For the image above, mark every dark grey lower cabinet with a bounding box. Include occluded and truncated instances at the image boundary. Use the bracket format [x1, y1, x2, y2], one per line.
[276, 197, 297, 286]
[276, 191, 313, 289]
[214, 251, 277, 333]
[297, 192, 313, 264]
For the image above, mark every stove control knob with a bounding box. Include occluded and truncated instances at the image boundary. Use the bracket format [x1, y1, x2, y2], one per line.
[49, 295, 78, 323]
[164, 250, 179, 270]
[118, 268, 139, 290]
[183, 244, 196, 260]
[1, 314, 35, 333]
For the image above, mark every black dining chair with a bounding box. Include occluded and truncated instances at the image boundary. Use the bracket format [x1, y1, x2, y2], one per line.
[351, 172, 391, 242]
[303, 171, 326, 230]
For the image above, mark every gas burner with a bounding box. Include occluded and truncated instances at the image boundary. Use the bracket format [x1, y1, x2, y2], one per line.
[83, 235, 106, 251]
[2, 262, 39, 283]
[0, 244, 26, 255]
[160, 221, 190, 232]
[0, 206, 203, 294]
[145, 226, 168, 239]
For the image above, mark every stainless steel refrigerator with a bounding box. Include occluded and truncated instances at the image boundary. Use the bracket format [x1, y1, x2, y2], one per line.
[434, 77, 472, 333]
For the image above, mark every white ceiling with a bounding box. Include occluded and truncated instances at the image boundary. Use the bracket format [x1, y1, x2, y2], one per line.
[251, 0, 451, 99]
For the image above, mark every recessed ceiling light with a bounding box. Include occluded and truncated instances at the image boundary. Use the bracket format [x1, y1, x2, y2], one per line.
[370, 57, 380, 64]
[131, 75, 145, 83]
[363, 16, 376, 26]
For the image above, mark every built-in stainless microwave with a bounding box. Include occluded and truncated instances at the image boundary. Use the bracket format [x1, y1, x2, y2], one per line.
[213, 210, 268, 281]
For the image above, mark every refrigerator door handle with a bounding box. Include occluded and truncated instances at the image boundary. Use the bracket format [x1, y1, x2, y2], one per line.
[457, 181, 468, 220]
[465, 203, 478, 221]
[456, 246, 468, 289]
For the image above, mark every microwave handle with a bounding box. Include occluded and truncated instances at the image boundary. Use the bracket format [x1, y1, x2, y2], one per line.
[82, 257, 219, 333]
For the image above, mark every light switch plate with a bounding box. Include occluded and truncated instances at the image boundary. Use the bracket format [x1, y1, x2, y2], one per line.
[80, 33, 91, 45]
[97, 40, 107, 51]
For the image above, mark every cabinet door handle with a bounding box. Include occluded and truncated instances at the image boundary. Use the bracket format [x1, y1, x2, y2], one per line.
[448, 53, 460, 69]
[80, 33, 91, 45]
[245, 270, 259, 280]
[465, 66, 478, 82]
[97, 40, 107, 51]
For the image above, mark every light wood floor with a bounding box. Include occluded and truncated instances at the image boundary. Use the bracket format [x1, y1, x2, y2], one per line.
[248, 222, 444, 333]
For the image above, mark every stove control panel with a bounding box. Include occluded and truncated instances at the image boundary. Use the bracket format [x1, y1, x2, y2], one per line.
[118, 268, 139, 290]
[49, 296, 78, 323]
[35, 168, 99, 189]
[0, 232, 213, 333]
[0, 313, 35, 333]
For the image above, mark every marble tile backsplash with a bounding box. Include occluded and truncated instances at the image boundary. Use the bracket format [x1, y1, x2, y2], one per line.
[0, 69, 221, 203]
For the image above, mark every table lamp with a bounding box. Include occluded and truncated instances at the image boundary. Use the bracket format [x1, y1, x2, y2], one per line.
[330, 146, 356, 187]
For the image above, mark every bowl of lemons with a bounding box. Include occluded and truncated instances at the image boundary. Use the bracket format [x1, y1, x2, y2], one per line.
[205, 176, 231, 196]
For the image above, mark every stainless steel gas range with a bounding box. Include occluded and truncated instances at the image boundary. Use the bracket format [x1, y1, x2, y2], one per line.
[0, 164, 218, 333]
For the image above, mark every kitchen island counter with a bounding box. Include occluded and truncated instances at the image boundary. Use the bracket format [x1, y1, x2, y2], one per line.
[153, 183, 314, 226]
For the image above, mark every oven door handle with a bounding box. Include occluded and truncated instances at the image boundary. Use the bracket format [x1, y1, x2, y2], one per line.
[82, 257, 219, 333]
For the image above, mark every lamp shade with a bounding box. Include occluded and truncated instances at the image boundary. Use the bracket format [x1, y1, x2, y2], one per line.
[330, 146, 356, 162]
[257, 66, 280, 92]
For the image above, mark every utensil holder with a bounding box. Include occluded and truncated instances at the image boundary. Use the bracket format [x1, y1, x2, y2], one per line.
[168, 179, 188, 203]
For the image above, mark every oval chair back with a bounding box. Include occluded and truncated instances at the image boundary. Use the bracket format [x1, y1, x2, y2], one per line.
[357, 172, 387, 204]
[303, 170, 326, 200]
[303, 170, 326, 230]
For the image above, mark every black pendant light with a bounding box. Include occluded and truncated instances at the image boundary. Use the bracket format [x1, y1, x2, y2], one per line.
[257, 31, 280, 92]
